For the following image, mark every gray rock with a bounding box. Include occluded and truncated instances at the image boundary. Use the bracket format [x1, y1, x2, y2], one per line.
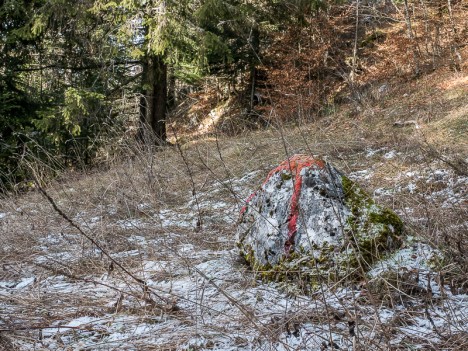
[237, 155, 403, 285]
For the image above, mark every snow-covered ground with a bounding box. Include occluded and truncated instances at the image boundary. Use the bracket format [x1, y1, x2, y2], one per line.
[1, 160, 467, 350]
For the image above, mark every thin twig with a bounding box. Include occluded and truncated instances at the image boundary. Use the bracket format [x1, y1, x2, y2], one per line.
[170, 127, 203, 231]
[30, 171, 171, 308]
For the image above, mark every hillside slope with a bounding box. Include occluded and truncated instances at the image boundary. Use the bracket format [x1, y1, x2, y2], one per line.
[1, 65, 467, 350]
[1, 2, 467, 349]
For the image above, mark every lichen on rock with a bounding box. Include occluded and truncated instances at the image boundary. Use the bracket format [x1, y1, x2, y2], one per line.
[237, 154, 403, 286]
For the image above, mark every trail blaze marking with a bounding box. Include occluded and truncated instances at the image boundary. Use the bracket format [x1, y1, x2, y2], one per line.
[240, 155, 326, 253]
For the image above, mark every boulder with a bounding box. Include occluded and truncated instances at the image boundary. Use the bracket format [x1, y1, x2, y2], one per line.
[237, 154, 403, 285]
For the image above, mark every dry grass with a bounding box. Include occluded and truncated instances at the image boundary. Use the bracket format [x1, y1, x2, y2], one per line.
[1, 23, 467, 351]
[1, 127, 467, 349]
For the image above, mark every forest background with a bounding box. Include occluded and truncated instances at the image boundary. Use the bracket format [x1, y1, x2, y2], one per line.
[0, 0, 466, 189]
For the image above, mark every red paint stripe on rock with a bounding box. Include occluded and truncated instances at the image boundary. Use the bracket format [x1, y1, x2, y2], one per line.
[263, 155, 325, 186]
[240, 154, 326, 254]
[285, 172, 302, 253]
[240, 191, 257, 216]
[282, 155, 324, 254]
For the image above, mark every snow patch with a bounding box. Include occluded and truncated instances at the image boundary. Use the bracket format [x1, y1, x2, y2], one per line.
[384, 150, 398, 159]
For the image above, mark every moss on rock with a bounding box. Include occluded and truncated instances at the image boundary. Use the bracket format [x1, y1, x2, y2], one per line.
[341, 175, 403, 271]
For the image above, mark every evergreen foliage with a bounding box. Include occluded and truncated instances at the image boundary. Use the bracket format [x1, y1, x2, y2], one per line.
[1, 0, 322, 187]
[1, 0, 459, 189]
[1, 0, 129, 187]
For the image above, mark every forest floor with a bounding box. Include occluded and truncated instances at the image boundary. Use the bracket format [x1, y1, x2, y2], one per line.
[1, 68, 467, 350]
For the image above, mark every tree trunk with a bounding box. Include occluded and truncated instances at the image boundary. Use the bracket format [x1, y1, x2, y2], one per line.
[139, 55, 167, 144]
[248, 26, 260, 112]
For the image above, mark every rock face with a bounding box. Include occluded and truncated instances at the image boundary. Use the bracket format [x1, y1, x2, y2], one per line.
[237, 154, 403, 284]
